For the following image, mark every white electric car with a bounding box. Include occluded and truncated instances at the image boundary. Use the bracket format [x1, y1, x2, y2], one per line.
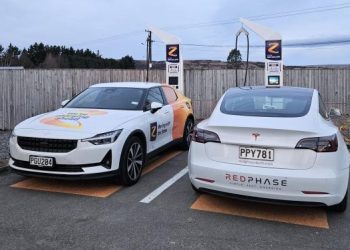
[189, 86, 349, 211]
[9, 82, 194, 185]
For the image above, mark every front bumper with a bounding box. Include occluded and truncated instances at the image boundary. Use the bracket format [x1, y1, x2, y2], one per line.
[9, 135, 123, 177]
[189, 142, 349, 206]
[10, 165, 119, 180]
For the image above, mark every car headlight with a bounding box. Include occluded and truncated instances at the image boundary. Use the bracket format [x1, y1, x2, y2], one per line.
[81, 129, 122, 145]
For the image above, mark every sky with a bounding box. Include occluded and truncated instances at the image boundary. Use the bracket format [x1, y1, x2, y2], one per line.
[1, 0, 350, 65]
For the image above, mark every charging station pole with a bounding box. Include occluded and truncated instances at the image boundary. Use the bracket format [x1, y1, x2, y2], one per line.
[240, 18, 283, 87]
[148, 26, 184, 93]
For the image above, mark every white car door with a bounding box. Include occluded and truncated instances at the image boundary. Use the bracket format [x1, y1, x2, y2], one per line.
[146, 87, 173, 151]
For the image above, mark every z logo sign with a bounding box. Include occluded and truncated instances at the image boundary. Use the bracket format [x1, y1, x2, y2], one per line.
[150, 122, 158, 141]
[166, 44, 180, 63]
[267, 42, 280, 54]
[168, 46, 178, 57]
[265, 40, 282, 60]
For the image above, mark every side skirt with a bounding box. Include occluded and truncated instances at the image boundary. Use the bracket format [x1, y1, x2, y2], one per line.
[146, 139, 183, 161]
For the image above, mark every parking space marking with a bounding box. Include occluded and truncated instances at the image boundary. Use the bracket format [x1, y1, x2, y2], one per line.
[11, 150, 183, 198]
[11, 178, 121, 198]
[191, 194, 329, 229]
[140, 167, 188, 203]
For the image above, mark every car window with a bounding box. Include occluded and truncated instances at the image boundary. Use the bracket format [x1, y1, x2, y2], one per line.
[220, 87, 313, 118]
[319, 94, 329, 119]
[162, 86, 178, 103]
[146, 87, 165, 105]
[65, 87, 146, 110]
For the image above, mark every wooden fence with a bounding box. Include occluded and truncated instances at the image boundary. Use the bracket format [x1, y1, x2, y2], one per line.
[0, 68, 349, 130]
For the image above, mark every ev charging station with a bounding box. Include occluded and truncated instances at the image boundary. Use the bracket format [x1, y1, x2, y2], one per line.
[239, 18, 283, 87]
[148, 26, 184, 93]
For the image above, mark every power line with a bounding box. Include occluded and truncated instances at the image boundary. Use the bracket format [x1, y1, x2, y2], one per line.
[67, 2, 350, 46]
[162, 2, 350, 31]
[69, 31, 141, 47]
[152, 37, 350, 49]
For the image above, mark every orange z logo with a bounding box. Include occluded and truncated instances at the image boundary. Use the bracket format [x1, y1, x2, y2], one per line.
[168, 46, 178, 57]
[151, 126, 157, 137]
[267, 42, 280, 54]
[150, 122, 157, 141]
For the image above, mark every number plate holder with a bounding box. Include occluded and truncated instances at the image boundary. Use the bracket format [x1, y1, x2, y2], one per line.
[239, 147, 274, 161]
[29, 155, 55, 168]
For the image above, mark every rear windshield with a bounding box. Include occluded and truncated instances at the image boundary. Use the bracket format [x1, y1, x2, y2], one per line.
[220, 87, 313, 117]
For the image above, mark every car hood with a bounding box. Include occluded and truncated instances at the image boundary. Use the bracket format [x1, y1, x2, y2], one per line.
[14, 108, 143, 139]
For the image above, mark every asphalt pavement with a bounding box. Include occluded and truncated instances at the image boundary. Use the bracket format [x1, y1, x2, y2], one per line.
[0, 151, 349, 250]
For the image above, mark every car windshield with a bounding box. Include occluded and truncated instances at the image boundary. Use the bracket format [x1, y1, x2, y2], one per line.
[65, 87, 146, 110]
[220, 87, 313, 117]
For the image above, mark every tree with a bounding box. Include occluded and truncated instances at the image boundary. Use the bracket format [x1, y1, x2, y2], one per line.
[19, 49, 34, 68]
[3, 43, 21, 66]
[0, 45, 4, 66]
[227, 49, 242, 68]
[1, 42, 134, 69]
[42, 53, 60, 68]
[27, 42, 46, 66]
[118, 55, 135, 69]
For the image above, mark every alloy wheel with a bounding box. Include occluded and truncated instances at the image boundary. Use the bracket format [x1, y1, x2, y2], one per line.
[126, 142, 143, 181]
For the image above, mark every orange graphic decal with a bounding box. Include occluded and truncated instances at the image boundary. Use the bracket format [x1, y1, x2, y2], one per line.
[40, 110, 107, 129]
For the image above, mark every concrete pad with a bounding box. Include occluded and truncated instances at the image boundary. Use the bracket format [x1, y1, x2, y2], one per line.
[11, 150, 182, 198]
[191, 194, 329, 229]
[11, 178, 120, 198]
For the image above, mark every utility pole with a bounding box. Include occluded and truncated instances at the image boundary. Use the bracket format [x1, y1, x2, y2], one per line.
[145, 30, 152, 82]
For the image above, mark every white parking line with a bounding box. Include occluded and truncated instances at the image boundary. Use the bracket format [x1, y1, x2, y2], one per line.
[140, 167, 189, 204]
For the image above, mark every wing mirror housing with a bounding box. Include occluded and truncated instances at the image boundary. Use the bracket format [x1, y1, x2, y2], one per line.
[150, 102, 163, 113]
[329, 107, 341, 117]
[61, 99, 70, 107]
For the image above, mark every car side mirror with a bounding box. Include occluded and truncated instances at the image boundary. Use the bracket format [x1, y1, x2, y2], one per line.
[150, 102, 163, 113]
[61, 99, 70, 107]
[329, 107, 341, 117]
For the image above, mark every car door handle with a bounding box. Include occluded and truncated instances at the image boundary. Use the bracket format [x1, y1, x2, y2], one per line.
[164, 111, 170, 114]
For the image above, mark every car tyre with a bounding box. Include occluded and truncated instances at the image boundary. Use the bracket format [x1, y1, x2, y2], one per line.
[180, 118, 194, 150]
[330, 190, 348, 212]
[119, 136, 145, 186]
[191, 183, 202, 194]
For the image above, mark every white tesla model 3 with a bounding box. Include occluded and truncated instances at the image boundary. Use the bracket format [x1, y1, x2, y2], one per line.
[189, 86, 349, 212]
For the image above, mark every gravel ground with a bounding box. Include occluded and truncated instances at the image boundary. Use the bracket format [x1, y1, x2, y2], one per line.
[0, 130, 11, 160]
[332, 115, 350, 145]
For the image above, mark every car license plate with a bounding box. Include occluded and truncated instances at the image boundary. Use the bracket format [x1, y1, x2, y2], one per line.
[239, 147, 274, 161]
[29, 156, 54, 167]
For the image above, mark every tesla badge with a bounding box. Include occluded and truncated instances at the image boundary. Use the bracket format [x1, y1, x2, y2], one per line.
[252, 133, 260, 141]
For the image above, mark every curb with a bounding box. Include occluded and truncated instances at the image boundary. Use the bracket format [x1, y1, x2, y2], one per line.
[0, 159, 9, 173]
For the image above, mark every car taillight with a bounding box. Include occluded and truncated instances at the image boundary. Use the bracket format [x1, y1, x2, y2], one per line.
[295, 134, 338, 152]
[192, 127, 221, 144]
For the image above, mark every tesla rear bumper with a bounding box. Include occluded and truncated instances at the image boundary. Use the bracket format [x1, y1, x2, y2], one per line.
[189, 143, 349, 206]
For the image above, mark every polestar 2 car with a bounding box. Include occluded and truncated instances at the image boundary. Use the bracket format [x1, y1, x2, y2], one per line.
[9, 82, 194, 185]
[189, 86, 349, 211]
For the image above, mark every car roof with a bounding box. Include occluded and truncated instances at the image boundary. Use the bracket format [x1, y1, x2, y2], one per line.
[90, 82, 162, 89]
[227, 86, 315, 94]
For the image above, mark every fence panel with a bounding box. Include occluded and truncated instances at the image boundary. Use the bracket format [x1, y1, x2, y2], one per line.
[0, 68, 349, 130]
